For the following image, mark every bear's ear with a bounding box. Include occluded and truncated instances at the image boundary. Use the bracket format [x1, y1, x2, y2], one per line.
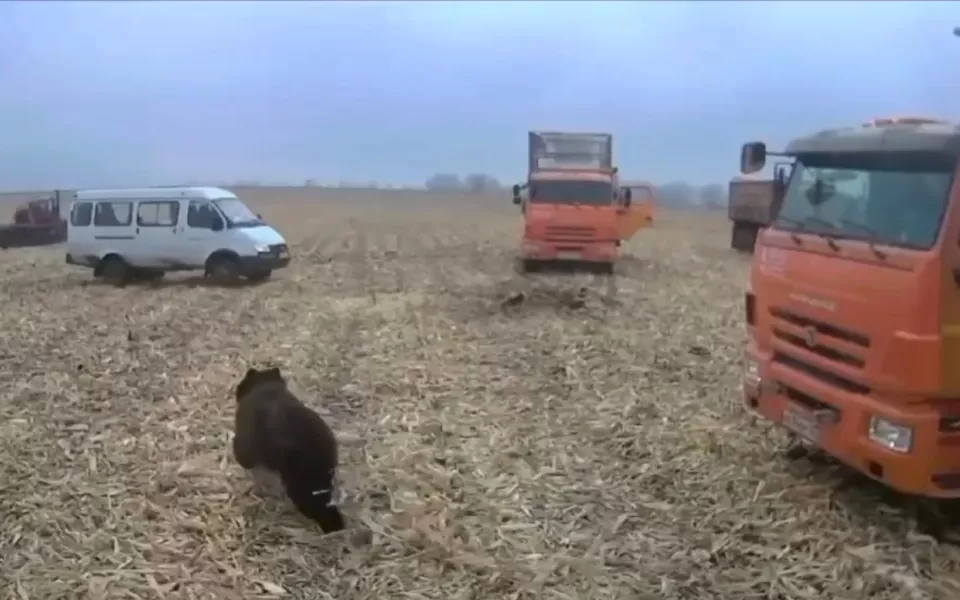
[264, 367, 283, 381]
[245, 368, 258, 379]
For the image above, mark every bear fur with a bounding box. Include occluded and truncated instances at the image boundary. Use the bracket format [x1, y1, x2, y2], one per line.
[232, 366, 345, 533]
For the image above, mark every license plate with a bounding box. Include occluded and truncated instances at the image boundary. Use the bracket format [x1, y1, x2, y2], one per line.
[783, 404, 820, 445]
[557, 251, 581, 260]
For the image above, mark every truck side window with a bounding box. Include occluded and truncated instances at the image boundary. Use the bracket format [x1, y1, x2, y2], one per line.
[137, 201, 179, 227]
[187, 201, 214, 228]
[93, 201, 132, 227]
[70, 202, 92, 227]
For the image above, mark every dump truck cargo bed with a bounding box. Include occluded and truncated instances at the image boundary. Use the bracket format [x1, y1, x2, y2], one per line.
[728, 178, 776, 225]
[528, 131, 613, 172]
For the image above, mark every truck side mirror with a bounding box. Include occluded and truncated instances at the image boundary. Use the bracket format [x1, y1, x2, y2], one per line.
[740, 141, 767, 174]
[623, 188, 632, 207]
[211, 215, 225, 231]
[512, 183, 522, 205]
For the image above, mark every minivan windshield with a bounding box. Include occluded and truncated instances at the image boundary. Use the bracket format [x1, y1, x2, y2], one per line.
[529, 180, 613, 205]
[213, 197, 263, 228]
[773, 152, 955, 250]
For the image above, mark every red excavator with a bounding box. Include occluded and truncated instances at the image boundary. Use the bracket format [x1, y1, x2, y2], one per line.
[0, 190, 67, 249]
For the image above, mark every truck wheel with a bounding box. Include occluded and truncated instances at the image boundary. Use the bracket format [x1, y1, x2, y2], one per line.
[245, 269, 272, 283]
[131, 269, 165, 282]
[206, 255, 241, 285]
[101, 256, 129, 287]
[731, 223, 758, 252]
[521, 259, 541, 273]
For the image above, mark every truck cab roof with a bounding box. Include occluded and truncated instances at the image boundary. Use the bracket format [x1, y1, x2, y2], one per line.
[530, 170, 614, 182]
[785, 120, 960, 156]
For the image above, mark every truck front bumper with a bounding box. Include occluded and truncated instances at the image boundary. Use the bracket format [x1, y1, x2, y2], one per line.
[520, 240, 618, 263]
[743, 346, 960, 499]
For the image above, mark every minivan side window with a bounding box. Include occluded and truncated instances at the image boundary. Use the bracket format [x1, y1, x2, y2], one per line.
[70, 202, 93, 227]
[187, 201, 216, 229]
[93, 201, 133, 227]
[137, 201, 179, 227]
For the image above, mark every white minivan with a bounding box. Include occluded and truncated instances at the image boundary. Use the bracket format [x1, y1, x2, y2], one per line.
[66, 186, 290, 285]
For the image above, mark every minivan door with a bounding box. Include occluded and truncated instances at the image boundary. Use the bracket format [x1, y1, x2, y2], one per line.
[179, 200, 225, 268]
[133, 200, 182, 268]
[92, 200, 138, 263]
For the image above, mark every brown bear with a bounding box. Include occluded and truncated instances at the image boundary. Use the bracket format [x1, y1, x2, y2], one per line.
[232, 366, 345, 533]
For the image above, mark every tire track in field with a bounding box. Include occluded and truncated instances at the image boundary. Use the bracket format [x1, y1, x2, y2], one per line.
[424, 228, 458, 295]
[326, 227, 356, 262]
[369, 225, 405, 296]
[392, 227, 410, 294]
[311, 224, 374, 423]
[349, 224, 373, 299]
[299, 226, 339, 262]
[314, 307, 366, 413]
[408, 225, 444, 295]
[394, 225, 433, 294]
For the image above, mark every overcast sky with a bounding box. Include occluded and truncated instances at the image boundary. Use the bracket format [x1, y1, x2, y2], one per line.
[1, 0, 958, 191]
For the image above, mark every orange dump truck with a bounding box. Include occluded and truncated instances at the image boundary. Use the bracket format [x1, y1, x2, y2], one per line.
[739, 116, 960, 498]
[512, 131, 653, 273]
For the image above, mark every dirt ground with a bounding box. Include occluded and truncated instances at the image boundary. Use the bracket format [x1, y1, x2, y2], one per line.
[0, 188, 958, 599]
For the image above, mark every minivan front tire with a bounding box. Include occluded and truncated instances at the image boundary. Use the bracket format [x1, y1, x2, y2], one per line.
[205, 255, 241, 285]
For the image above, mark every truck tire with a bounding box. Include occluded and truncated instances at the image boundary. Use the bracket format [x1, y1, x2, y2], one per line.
[521, 259, 542, 273]
[593, 262, 615, 276]
[731, 222, 759, 253]
[245, 269, 272, 283]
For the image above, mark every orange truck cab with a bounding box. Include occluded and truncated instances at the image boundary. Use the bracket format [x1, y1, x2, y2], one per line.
[512, 131, 629, 274]
[739, 116, 960, 498]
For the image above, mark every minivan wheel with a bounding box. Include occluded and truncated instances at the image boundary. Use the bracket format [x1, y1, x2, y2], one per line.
[101, 256, 129, 287]
[206, 255, 241, 285]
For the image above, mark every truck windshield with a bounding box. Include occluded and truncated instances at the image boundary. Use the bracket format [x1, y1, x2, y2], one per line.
[529, 181, 613, 205]
[774, 153, 955, 250]
[213, 197, 263, 228]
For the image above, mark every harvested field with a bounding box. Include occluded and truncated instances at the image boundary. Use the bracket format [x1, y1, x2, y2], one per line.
[1, 188, 959, 599]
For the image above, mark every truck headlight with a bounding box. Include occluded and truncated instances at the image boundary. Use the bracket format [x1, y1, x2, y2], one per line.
[868, 416, 913, 453]
[254, 245, 271, 254]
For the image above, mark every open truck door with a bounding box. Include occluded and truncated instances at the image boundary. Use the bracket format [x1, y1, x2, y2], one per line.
[616, 183, 655, 241]
[771, 161, 792, 219]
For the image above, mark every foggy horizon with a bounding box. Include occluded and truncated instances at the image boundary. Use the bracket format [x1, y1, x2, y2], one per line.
[2, 0, 959, 192]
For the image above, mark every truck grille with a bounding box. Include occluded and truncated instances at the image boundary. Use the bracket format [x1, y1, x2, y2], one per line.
[269, 243, 288, 255]
[544, 225, 596, 243]
[769, 306, 871, 394]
